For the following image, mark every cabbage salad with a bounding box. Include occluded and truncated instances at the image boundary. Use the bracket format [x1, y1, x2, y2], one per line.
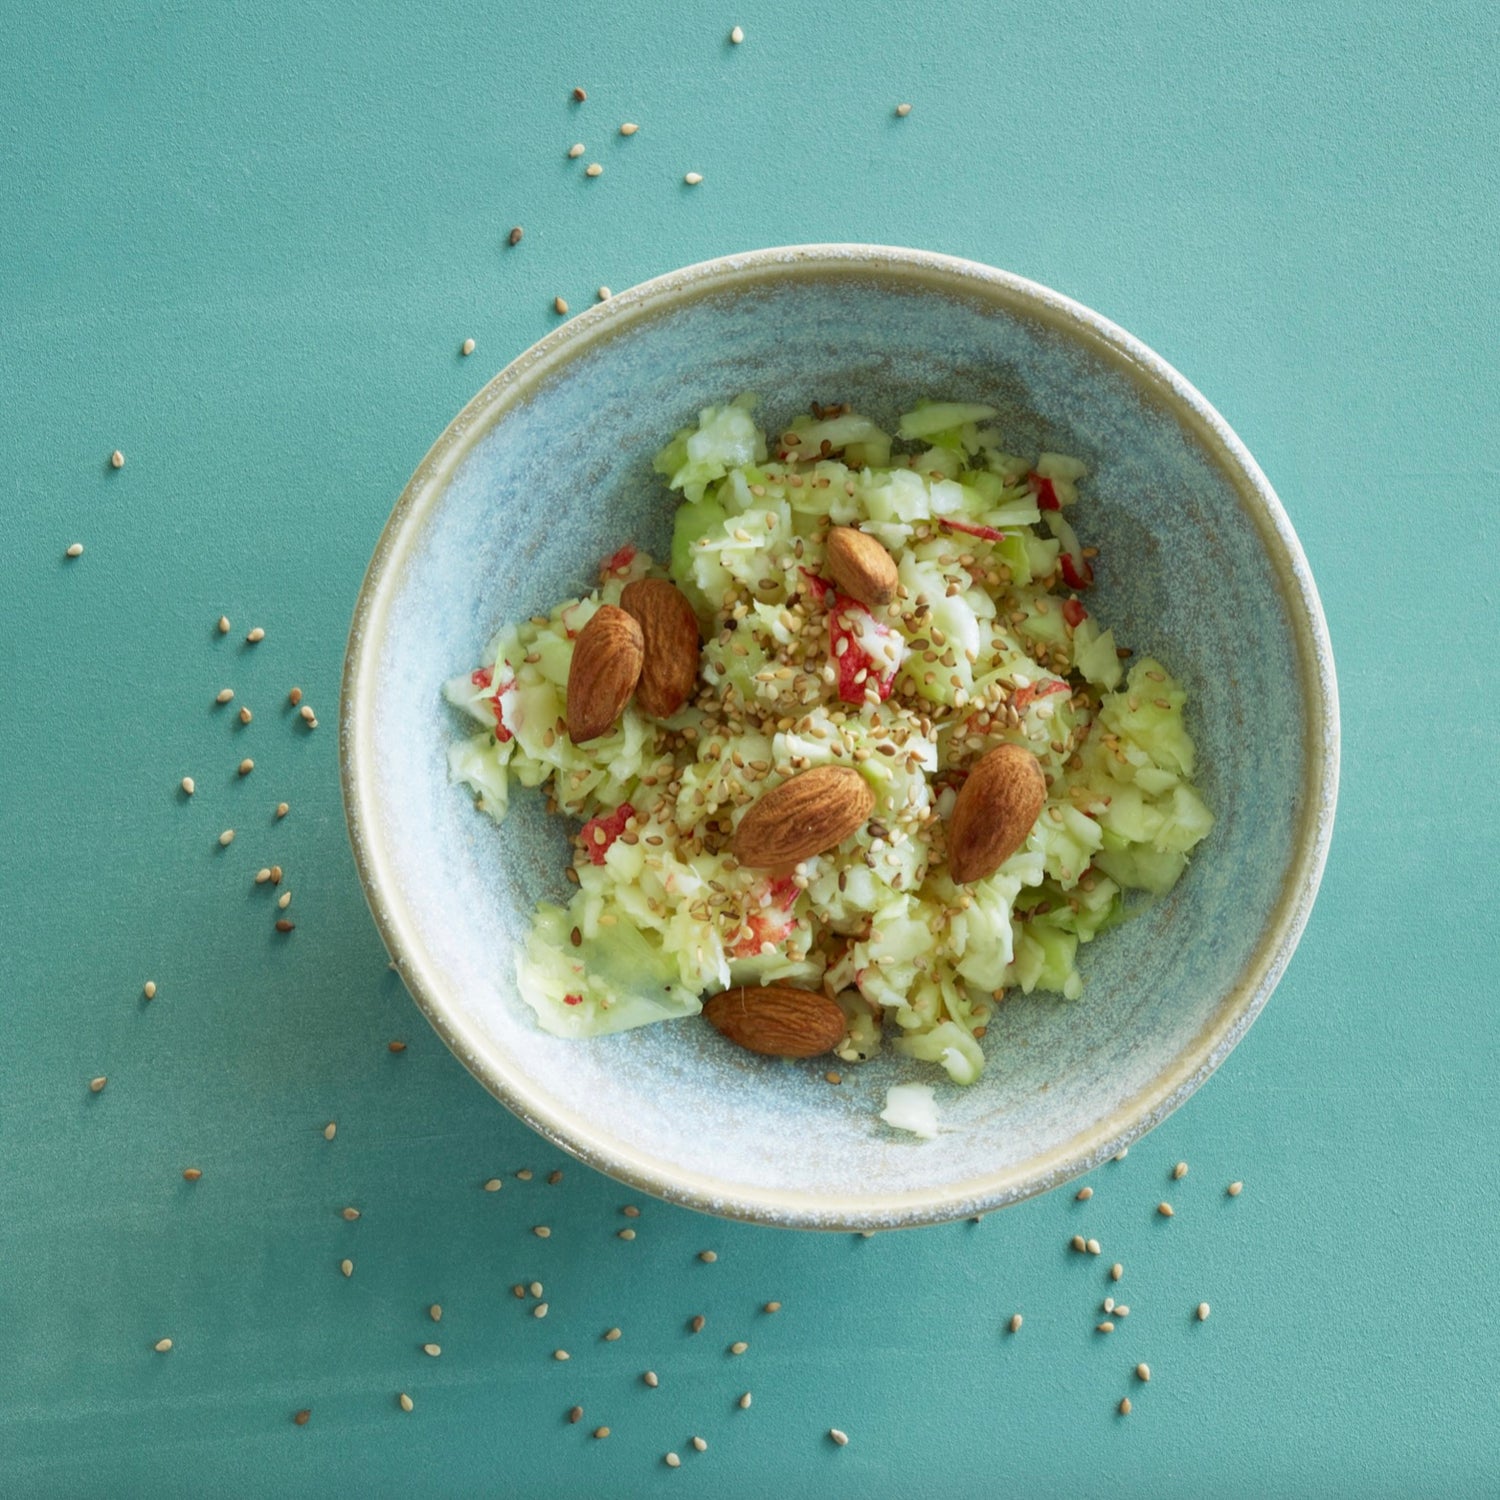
[444, 397, 1213, 1085]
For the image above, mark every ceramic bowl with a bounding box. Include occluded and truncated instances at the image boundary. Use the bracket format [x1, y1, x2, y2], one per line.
[340, 245, 1338, 1230]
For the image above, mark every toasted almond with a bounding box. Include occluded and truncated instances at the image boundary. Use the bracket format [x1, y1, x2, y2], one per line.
[731, 765, 874, 869]
[824, 527, 898, 608]
[946, 744, 1046, 883]
[703, 985, 846, 1058]
[620, 579, 700, 718]
[566, 605, 644, 741]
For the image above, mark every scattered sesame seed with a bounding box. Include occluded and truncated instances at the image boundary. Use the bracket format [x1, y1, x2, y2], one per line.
[691, 1436, 707, 1452]
[738, 1391, 752, 1409]
[484, 1178, 502, 1192]
[246, 627, 265, 643]
[568, 1406, 583, 1424]
[698, 1250, 717, 1263]
[824, 1070, 842, 1085]
[683, 171, 703, 185]
[216, 688, 235, 704]
[512, 1285, 525, 1298]
[238, 758, 254, 776]
[1076, 1186, 1093, 1201]
[1197, 1302, 1211, 1321]
[830, 1428, 849, 1447]
[180, 777, 195, 795]
[277, 891, 291, 909]
[275, 918, 295, 933]
[182, 1167, 201, 1181]
[554, 1349, 569, 1361]
[554, 296, 569, 314]
[461, 338, 475, 356]
[341, 1259, 353, 1277]
[533, 1225, 551, 1239]
[65, 542, 84, 558]
[143, 981, 157, 999]
[585, 162, 603, 177]
[219, 828, 236, 846]
[294, 1409, 311, 1426]
[729, 1341, 748, 1355]
[1173, 1161, 1188, 1180]
[1119, 1398, 1132, 1416]
[1115, 1304, 1131, 1316]
[689, 1315, 705, 1333]
[516, 1168, 533, 1180]
[603, 1327, 621, 1342]
[1087, 1239, 1101, 1255]
[110, 449, 125, 469]
[342, 1207, 360, 1221]
[895, 102, 912, 116]
[269, 866, 282, 884]
[399, 1393, 414, 1412]
[643, 1370, 659, 1388]
[1158, 1202, 1174, 1217]
[530, 1282, 543, 1297]
[388, 1040, 406, 1054]
[428, 1304, 442, 1322]
[153, 1338, 172, 1353]
[568, 143, 585, 158]
[217, 616, 230, 633]
[1097, 1321, 1115, 1334]
[617, 1228, 635, 1240]
[276, 802, 289, 818]
[1113, 1148, 1129, 1161]
[619, 122, 638, 135]
[592, 1427, 609, 1440]
[763, 1301, 781, 1314]
[622, 1205, 640, 1217]
[597, 286, 611, 300]
[1103, 1298, 1115, 1313]
[238, 706, 252, 724]
[1008, 1313, 1023, 1333]
[665, 1453, 681, 1468]
[730, 25, 744, 42]
[299, 704, 316, 723]
[323, 1122, 336, 1140]
[1111, 1263, 1123, 1281]
[1071, 1234, 1086, 1252]
[1228, 1181, 1243, 1196]
[533, 1304, 548, 1319]
[572, 87, 587, 101]
[422, 1343, 441, 1357]
[548, 1169, 563, 1184]
[1136, 1362, 1150, 1381]
[509, 226, 524, 245]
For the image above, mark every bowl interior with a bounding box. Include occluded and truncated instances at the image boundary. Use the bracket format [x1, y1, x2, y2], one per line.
[345, 250, 1333, 1228]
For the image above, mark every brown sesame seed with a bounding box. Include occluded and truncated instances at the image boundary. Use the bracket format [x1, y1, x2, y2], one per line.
[341, 1207, 360, 1221]
[1158, 1202, 1174, 1217]
[829, 1428, 849, 1447]
[143, 981, 157, 999]
[276, 802, 289, 818]
[729, 1340, 748, 1355]
[1136, 1362, 1150, 1381]
[825, 1070, 842, 1085]
[568, 1406, 583, 1424]
[246, 627, 265, 644]
[547, 1169, 563, 1184]
[1076, 1186, 1093, 1201]
[340, 1259, 353, 1277]
[593, 1426, 609, 1440]
[509, 226, 524, 245]
[1119, 1398, 1132, 1416]
[110, 449, 125, 468]
[762, 1301, 781, 1313]
[691, 1436, 707, 1452]
[388, 1040, 406, 1053]
[461, 337, 475, 356]
[1008, 1313, 1023, 1333]
[689, 1315, 705, 1333]
[275, 918, 294, 932]
[422, 1343, 441, 1357]
[293, 1409, 311, 1426]
[182, 1167, 201, 1181]
[323, 1121, 336, 1140]
[698, 1250, 717, 1263]
[643, 1370, 659, 1388]
[66, 542, 84, 558]
[1197, 1302, 1211, 1321]
[399, 1392, 414, 1412]
[585, 163, 602, 177]
[269, 865, 282, 883]
[216, 688, 235, 704]
[1173, 1161, 1188, 1180]
[1228, 1181, 1243, 1196]
[739, 1391, 752, 1408]
[217, 616, 230, 633]
[554, 296, 569, 314]
[238, 705, 252, 724]
[572, 86, 586, 101]
[153, 1338, 172, 1352]
[895, 102, 912, 116]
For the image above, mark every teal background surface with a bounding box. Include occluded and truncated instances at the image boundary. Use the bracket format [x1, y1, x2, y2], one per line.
[2, 1, 1495, 1494]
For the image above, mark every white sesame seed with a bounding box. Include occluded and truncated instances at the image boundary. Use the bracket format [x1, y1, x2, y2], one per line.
[1173, 1161, 1188, 1180]
[691, 1436, 707, 1452]
[277, 891, 291, 909]
[1071, 1235, 1086, 1252]
[483, 1178, 502, 1192]
[323, 1121, 336, 1140]
[1115, 1304, 1131, 1316]
[554, 297, 569, 315]
[399, 1393, 413, 1412]
[1103, 1298, 1115, 1313]
[738, 1391, 752, 1408]
[1119, 1397, 1132, 1415]
[529, 1282, 543, 1297]
[829, 1428, 849, 1447]
[461, 338, 475, 356]
[617, 1228, 635, 1240]
[532, 1303, 548, 1319]
[585, 163, 602, 177]
[593, 1427, 609, 1440]
[895, 102, 912, 116]
[516, 1169, 532, 1180]
[554, 1349, 569, 1361]
[533, 1225, 551, 1238]
[1076, 1186, 1093, 1200]
[153, 1338, 172, 1352]
[143, 981, 156, 1000]
[1228, 1181, 1243, 1196]
[216, 688, 234, 704]
[763, 1300, 781, 1313]
[1136, 1362, 1150, 1381]
[276, 802, 289, 819]
[110, 449, 125, 468]
[730, 25, 744, 42]
[341, 1206, 360, 1220]
[218, 829, 235, 846]
[665, 1453, 680, 1468]
[238, 705, 252, 724]
[1008, 1313, 1022, 1333]
[1097, 1321, 1115, 1334]
[422, 1343, 440, 1357]
[180, 777, 195, 795]
[729, 1340, 747, 1355]
[619, 122, 638, 135]
[246, 627, 265, 643]
[1111, 1262, 1123, 1281]
[65, 543, 84, 558]
[684, 172, 703, 185]
[1086, 1238, 1101, 1255]
[597, 286, 611, 300]
[698, 1250, 717, 1263]
[643, 1370, 658, 1388]
[1197, 1302, 1211, 1321]
[299, 704, 316, 723]
[568, 142, 585, 158]
[238, 758, 254, 776]
[1158, 1202, 1174, 1217]
[218, 616, 230, 633]
[429, 1304, 442, 1322]
[603, 1327, 621, 1342]
[1113, 1148, 1129, 1161]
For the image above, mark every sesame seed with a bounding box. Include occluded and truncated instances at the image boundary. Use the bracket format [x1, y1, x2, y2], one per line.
[547, 1170, 563, 1184]
[1086, 1239, 1101, 1255]
[182, 1167, 201, 1181]
[294, 1409, 311, 1426]
[532, 1304, 548, 1319]
[216, 688, 235, 704]
[1113, 1148, 1129, 1161]
[730, 25, 744, 42]
[1111, 1262, 1123, 1281]
[460, 337, 475, 357]
[1228, 1181, 1243, 1196]
[323, 1122, 336, 1140]
[509, 226, 524, 245]
[276, 802, 290, 818]
[246, 627, 265, 643]
[568, 1406, 583, 1424]
[341, 1206, 360, 1220]
[217, 616, 230, 633]
[665, 1452, 681, 1468]
[422, 1343, 441, 1357]
[684, 172, 703, 185]
[219, 828, 236, 846]
[143, 981, 157, 999]
[568, 142, 585, 158]
[340, 1259, 353, 1277]
[1008, 1313, 1023, 1333]
[1173, 1161, 1188, 1180]
[533, 1225, 550, 1238]
[275, 919, 294, 933]
[617, 1228, 635, 1240]
[1158, 1202, 1174, 1217]
[830, 1428, 849, 1447]
[643, 1370, 659, 1388]
[153, 1338, 172, 1352]
[895, 102, 912, 116]
[698, 1250, 717, 1263]
[1097, 1321, 1115, 1334]
[592, 1427, 609, 1440]
[603, 1327, 621, 1342]
[238, 706, 252, 724]
[585, 163, 603, 177]
[622, 1205, 640, 1217]
[689, 1315, 705, 1333]
[427, 1304, 441, 1322]
[65, 542, 84, 558]
[1197, 1302, 1211, 1321]
[1119, 1398, 1132, 1416]
[299, 704, 316, 723]
[277, 891, 291, 909]
[1104, 1298, 1115, 1313]
[1115, 1304, 1131, 1316]
[512, 1285, 525, 1298]
[738, 1391, 752, 1408]
[619, 122, 638, 135]
[529, 1282, 543, 1297]
[484, 1178, 502, 1192]
[110, 449, 125, 468]
[554, 296, 569, 314]
[554, 1349, 569, 1361]
[1136, 1362, 1150, 1381]
[1071, 1235, 1086, 1252]
[763, 1301, 781, 1313]
[691, 1436, 707, 1452]
[180, 777, 195, 795]
[1076, 1186, 1093, 1201]
[238, 758, 254, 776]
[399, 1393, 413, 1412]
[572, 86, 586, 101]
[597, 287, 611, 300]
[388, 1040, 406, 1053]
[729, 1341, 747, 1355]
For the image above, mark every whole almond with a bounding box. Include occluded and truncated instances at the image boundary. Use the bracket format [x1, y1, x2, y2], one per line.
[824, 527, 899, 608]
[620, 578, 700, 719]
[731, 765, 875, 869]
[703, 985, 846, 1058]
[947, 744, 1047, 883]
[566, 605, 644, 741]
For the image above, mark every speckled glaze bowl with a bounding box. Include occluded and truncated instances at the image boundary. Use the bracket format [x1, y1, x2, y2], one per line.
[341, 245, 1338, 1230]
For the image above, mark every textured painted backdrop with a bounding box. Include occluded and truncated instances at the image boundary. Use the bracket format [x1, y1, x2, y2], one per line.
[2, 1, 1495, 1495]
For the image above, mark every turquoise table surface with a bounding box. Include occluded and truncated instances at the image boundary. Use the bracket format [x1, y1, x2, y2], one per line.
[3, 1, 1495, 1494]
